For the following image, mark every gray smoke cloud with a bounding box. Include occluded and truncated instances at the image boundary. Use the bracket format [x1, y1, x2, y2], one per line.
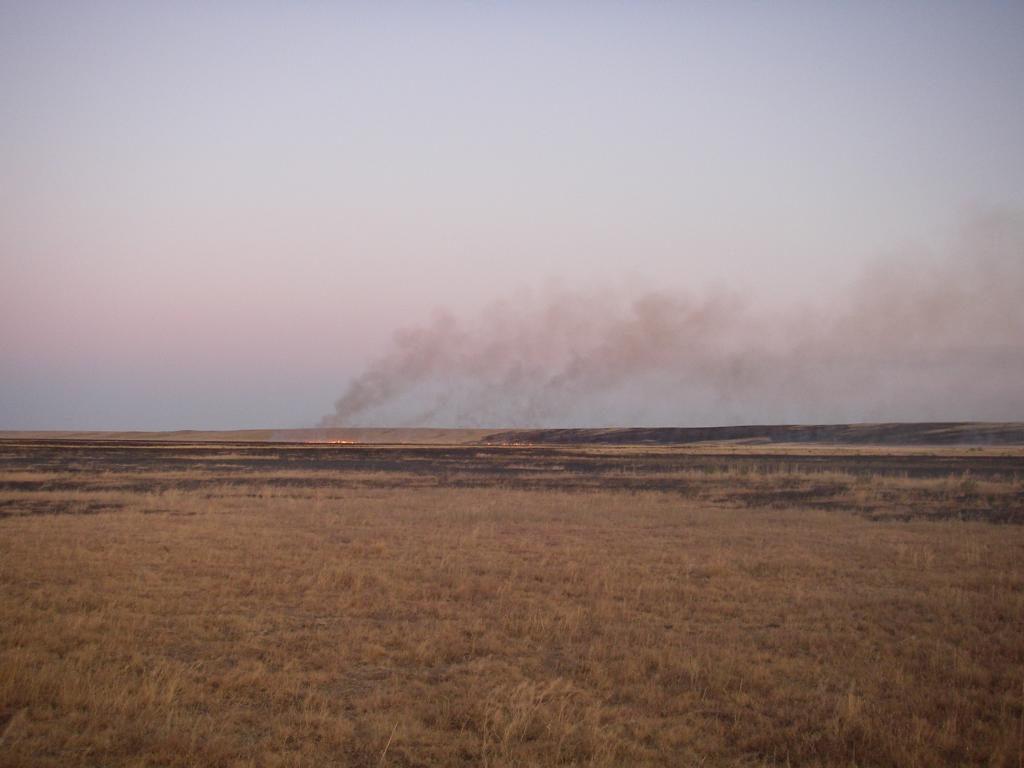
[322, 214, 1024, 427]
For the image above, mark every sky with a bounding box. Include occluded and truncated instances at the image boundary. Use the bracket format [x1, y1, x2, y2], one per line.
[2, 1, 1023, 429]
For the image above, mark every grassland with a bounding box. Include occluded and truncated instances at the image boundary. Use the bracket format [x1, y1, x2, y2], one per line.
[3, 421, 1022, 446]
[1, 439, 1023, 766]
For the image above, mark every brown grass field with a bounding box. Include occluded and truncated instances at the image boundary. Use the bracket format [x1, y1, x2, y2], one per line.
[1, 438, 1023, 766]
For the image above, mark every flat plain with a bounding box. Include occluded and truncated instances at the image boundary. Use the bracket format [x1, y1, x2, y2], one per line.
[1, 437, 1023, 766]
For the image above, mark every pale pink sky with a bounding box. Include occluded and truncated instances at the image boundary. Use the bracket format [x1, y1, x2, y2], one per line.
[2, 2, 1023, 428]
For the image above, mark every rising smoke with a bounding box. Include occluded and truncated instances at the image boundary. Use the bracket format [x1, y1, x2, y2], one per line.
[322, 215, 1024, 427]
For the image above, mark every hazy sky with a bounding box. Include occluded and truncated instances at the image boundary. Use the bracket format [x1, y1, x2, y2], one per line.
[2, 1, 1023, 429]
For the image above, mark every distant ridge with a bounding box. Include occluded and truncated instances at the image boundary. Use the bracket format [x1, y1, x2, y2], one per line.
[0, 428, 494, 445]
[2, 422, 1024, 445]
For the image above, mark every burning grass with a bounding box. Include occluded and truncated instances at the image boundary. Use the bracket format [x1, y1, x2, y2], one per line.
[1, 441, 1023, 766]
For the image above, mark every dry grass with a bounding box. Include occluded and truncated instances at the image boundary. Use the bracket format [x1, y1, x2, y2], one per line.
[1, 444, 1023, 766]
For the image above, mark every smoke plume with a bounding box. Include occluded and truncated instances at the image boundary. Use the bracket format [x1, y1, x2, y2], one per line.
[322, 214, 1024, 427]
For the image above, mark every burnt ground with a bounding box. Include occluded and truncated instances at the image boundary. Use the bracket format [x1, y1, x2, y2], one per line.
[1, 438, 1023, 523]
[1, 438, 1022, 479]
[484, 421, 1024, 446]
